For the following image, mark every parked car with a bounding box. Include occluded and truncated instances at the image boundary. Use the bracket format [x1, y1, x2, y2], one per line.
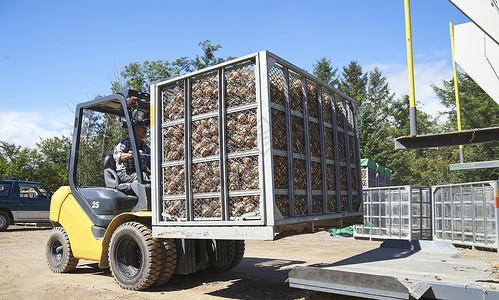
[0, 180, 52, 231]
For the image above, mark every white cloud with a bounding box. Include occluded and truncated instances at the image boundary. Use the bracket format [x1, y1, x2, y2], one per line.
[365, 60, 453, 118]
[0, 111, 72, 149]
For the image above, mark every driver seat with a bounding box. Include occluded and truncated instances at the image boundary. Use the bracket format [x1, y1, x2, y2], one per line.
[103, 154, 133, 194]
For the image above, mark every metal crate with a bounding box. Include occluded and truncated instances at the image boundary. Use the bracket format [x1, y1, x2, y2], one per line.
[432, 181, 499, 249]
[150, 51, 362, 240]
[354, 186, 432, 240]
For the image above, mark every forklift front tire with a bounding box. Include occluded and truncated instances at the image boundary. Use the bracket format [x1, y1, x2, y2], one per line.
[46, 227, 79, 273]
[108, 221, 164, 290]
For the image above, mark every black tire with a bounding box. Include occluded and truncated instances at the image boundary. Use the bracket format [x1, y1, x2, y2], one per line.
[0, 211, 10, 231]
[210, 239, 236, 272]
[226, 240, 245, 271]
[46, 227, 79, 273]
[154, 239, 178, 286]
[108, 222, 163, 290]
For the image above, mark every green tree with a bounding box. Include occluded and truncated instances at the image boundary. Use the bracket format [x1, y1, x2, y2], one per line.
[339, 61, 368, 105]
[313, 57, 339, 88]
[33, 136, 71, 191]
[0, 141, 37, 181]
[111, 40, 234, 93]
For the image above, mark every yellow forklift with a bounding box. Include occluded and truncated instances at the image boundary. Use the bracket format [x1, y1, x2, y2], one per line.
[46, 90, 243, 290]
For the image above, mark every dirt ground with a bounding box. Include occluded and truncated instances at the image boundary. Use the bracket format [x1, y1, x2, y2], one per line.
[1, 225, 498, 300]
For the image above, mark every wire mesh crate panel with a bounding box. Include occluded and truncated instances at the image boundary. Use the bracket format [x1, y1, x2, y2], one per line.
[191, 160, 220, 193]
[191, 72, 218, 115]
[229, 195, 260, 218]
[339, 166, 348, 191]
[352, 195, 360, 211]
[269, 63, 286, 107]
[163, 164, 185, 195]
[225, 62, 256, 108]
[350, 169, 357, 192]
[348, 136, 355, 162]
[311, 161, 322, 190]
[309, 121, 321, 158]
[275, 194, 290, 217]
[162, 124, 184, 162]
[289, 71, 303, 113]
[327, 195, 337, 213]
[346, 101, 355, 132]
[361, 167, 368, 187]
[192, 116, 219, 158]
[322, 90, 333, 124]
[162, 83, 185, 123]
[337, 131, 346, 162]
[227, 108, 258, 153]
[326, 163, 336, 191]
[312, 195, 323, 214]
[271, 108, 287, 151]
[292, 116, 306, 155]
[227, 155, 259, 191]
[163, 199, 186, 219]
[293, 159, 307, 190]
[341, 195, 349, 211]
[307, 81, 319, 119]
[273, 155, 289, 190]
[324, 126, 334, 160]
[193, 197, 222, 219]
[295, 195, 308, 216]
[335, 96, 346, 128]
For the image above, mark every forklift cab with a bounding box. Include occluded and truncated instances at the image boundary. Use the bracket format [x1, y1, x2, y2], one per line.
[68, 90, 151, 235]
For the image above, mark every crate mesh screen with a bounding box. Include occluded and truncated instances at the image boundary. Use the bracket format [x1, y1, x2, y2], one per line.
[271, 109, 287, 151]
[338, 132, 346, 162]
[269, 64, 285, 106]
[326, 164, 336, 191]
[324, 126, 334, 160]
[229, 196, 260, 218]
[309, 121, 321, 158]
[163, 165, 185, 195]
[193, 197, 221, 219]
[312, 195, 323, 214]
[192, 117, 219, 158]
[340, 166, 348, 191]
[162, 83, 184, 122]
[273, 155, 288, 190]
[292, 116, 305, 154]
[336, 97, 346, 128]
[349, 136, 355, 162]
[225, 63, 256, 108]
[289, 72, 303, 112]
[163, 124, 184, 162]
[295, 195, 308, 216]
[163, 199, 186, 219]
[275, 194, 290, 217]
[307, 82, 319, 119]
[311, 161, 322, 190]
[327, 195, 337, 213]
[227, 109, 258, 153]
[294, 159, 307, 190]
[341, 196, 349, 211]
[191, 161, 220, 193]
[346, 101, 355, 132]
[192, 73, 218, 115]
[228, 156, 259, 191]
[322, 90, 333, 124]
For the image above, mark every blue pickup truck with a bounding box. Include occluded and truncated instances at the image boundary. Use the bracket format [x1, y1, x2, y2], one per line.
[0, 180, 52, 231]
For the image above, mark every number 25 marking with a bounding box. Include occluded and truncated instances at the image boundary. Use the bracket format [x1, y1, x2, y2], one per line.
[92, 201, 99, 209]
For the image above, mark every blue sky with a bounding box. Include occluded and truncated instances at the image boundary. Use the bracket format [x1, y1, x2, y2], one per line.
[0, 0, 469, 148]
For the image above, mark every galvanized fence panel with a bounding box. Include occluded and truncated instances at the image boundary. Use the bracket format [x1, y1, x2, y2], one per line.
[432, 181, 499, 249]
[151, 51, 362, 239]
[354, 186, 432, 240]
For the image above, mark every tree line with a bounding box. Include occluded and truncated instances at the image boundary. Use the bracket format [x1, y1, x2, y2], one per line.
[1, 40, 497, 192]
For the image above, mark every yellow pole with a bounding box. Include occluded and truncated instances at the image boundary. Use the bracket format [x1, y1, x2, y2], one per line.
[404, 0, 417, 136]
[449, 21, 464, 162]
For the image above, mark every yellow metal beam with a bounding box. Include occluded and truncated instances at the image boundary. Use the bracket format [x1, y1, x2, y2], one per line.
[404, 0, 417, 136]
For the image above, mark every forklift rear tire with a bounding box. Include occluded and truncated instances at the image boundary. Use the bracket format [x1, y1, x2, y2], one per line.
[0, 211, 10, 231]
[108, 221, 164, 290]
[46, 227, 79, 273]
